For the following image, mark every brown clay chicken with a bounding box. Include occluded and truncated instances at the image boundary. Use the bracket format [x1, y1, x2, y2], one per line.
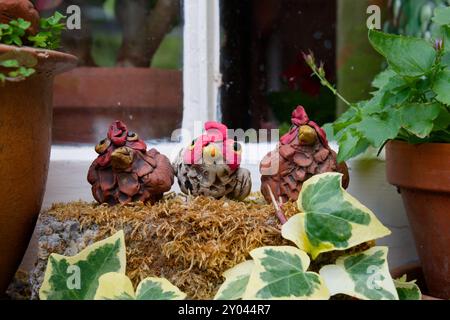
[87, 120, 174, 205]
[260, 106, 349, 203]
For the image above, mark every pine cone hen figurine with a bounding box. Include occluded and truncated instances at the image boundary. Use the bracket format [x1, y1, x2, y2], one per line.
[88, 121, 174, 205]
[173, 122, 252, 200]
[260, 106, 349, 203]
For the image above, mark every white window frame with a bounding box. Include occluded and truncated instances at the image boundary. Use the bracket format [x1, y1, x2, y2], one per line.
[182, 0, 221, 135]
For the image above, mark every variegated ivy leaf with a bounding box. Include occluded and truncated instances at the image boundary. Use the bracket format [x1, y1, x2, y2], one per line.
[319, 246, 398, 300]
[39, 231, 126, 300]
[94, 273, 135, 300]
[214, 261, 254, 300]
[135, 277, 186, 300]
[94, 272, 186, 300]
[243, 246, 329, 300]
[282, 173, 391, 259]
[394, 275, 422, 301]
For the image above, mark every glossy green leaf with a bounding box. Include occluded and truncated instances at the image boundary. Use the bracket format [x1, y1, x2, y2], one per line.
[243, 246, 329, 300]
[319, 247, 398, 300]
[39, 231, 126, 300]
[369, 30, 436, 77]
[282, 173, 391, 259]
[215, 261, 254, 300]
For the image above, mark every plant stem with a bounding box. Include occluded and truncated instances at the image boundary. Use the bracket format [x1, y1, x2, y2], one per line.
[310, 68, 353, 108]
[266, 186, 287, 225]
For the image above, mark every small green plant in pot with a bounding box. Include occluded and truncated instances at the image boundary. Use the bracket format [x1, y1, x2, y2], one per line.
[305, 7, 450, 299]
[0, 2, 77, 295]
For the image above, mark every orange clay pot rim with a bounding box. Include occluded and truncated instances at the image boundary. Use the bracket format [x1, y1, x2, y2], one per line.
[0, 44, 78, 74]
[389, 140, 450, 147]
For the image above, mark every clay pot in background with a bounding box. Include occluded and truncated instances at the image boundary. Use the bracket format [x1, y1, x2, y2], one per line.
[391, 263, 443, 300]
[0, 44, 77, 295]
[386, 141, 450, 300]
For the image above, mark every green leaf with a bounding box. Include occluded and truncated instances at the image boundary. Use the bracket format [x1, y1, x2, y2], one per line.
[282, 173, 391, 259]
[399, 103, 442, 138]
[94, 273, 135, 300]
[433, 105, 450, 131]
[369, 30, 436, 77]
[39, 231, 126, 300]
[15, 18, 31, 30]
[322, 123, 334, 141]
[0, 59, 19, 68]
[243, 246, 329, 300]
[215, 261, 254, 300]
[433, 69, 450, 105]
[432, 7, 450, 26]
[358, 112, 401, 148]
[441, 25, 450, 53]
[336, 129, 370, 162]
[18, 66, 35, 78]
[394, 275, 422, 300]
[0, 51, 38, 68]
[319, 247, 398, 300]
[135, 278, 186, 300]
[372, 68, 396, 89]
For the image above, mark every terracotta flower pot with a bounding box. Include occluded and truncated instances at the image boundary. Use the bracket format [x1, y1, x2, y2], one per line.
[386, 140, 450, 299]
[0, 44, 77, 295]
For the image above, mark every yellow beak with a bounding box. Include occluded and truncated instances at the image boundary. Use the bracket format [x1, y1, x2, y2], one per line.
[204, 144, 219, 159]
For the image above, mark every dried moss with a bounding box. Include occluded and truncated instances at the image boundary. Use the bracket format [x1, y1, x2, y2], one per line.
[26, 194, 373, 300]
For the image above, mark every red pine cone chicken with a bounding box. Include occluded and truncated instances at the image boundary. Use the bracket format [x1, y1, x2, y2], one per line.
[260, 106, 349, 204]
[87, 121, 174, 205]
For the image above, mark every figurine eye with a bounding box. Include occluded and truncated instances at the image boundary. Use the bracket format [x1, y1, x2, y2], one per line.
[233, 142, 241, 152]
[189, 139, 197, 149]
[127, 132, 138, 141]
[95, 138, 111, 154]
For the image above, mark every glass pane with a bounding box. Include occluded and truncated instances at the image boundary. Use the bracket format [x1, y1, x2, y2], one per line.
[220, 0, 337, 134]
[35, 0, 183, 144]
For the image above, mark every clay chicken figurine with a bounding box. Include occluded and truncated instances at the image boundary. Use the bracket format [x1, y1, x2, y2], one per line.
[173, 122, 252, 200]
[87, 121, 174, 205]
[260, 106, 349, 204]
